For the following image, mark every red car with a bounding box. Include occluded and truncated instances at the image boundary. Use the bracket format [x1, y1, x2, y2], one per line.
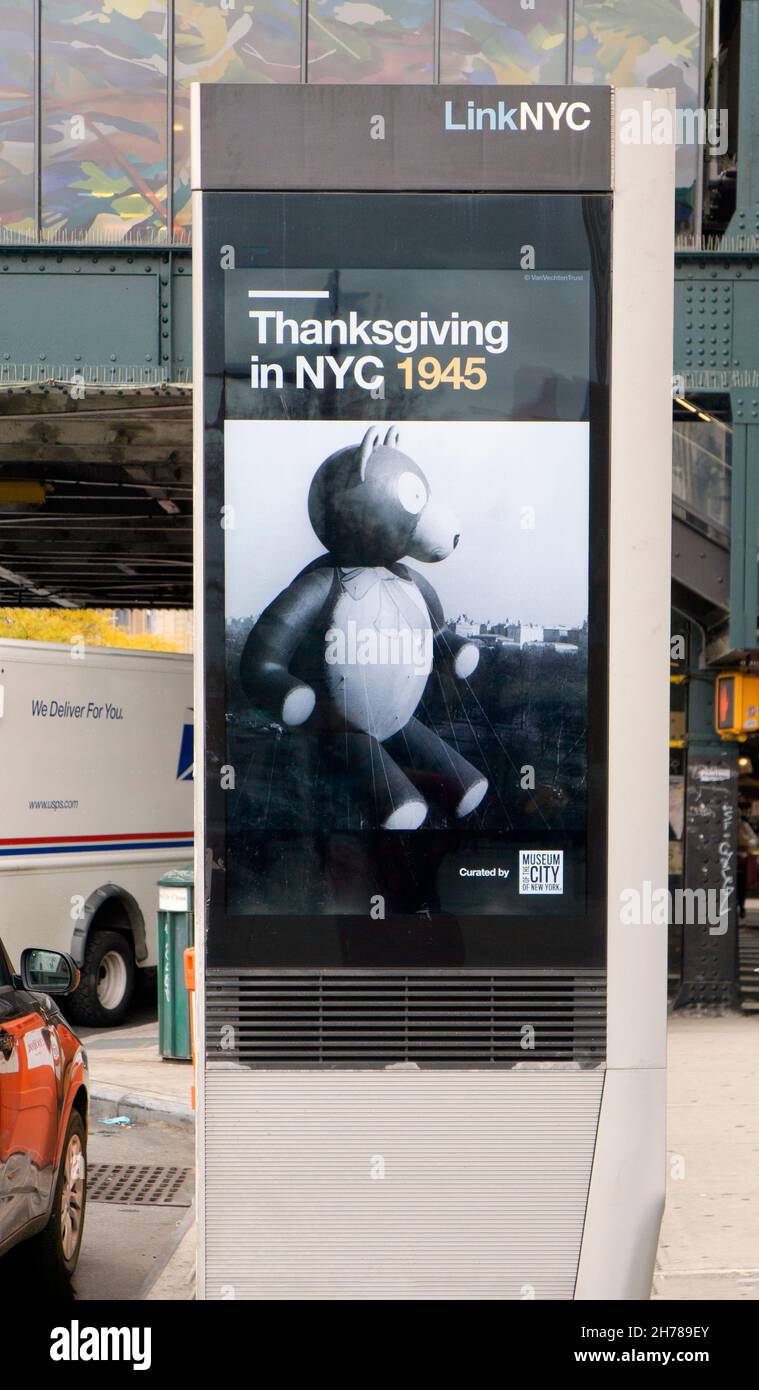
[0, 937, 88, 1289]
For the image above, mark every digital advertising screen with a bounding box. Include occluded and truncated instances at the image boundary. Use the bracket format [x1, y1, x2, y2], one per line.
[200, 192, 610, 969]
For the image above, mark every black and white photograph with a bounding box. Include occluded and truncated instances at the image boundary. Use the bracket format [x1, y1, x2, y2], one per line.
[224, 416, 590, 915]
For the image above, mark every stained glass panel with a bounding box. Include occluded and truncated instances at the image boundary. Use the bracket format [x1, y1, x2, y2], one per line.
[574, 0, 703, 232]
[0, 0, 35, 238]
[41, 0, 169, 243]
[173, 1, 302, 232]
[441, 0, 569, 85]
[308, 1, 434, 84]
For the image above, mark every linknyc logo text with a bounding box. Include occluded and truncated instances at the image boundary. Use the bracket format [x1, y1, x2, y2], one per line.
[444, 99, 591, 134]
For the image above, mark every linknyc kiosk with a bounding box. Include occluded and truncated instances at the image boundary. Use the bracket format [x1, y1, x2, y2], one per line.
[192, 83, 674, 1300]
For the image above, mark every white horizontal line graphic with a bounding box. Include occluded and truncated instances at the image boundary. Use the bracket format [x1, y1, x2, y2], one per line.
[247, 290, 329, 299]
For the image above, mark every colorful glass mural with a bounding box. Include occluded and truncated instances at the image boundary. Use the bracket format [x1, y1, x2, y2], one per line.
[173, 1, 302, 231]
[441, 1, 569, 85]
[307, 2, 433, 83]
[0, 0, 706, 242]
[0, 0, 35, 239]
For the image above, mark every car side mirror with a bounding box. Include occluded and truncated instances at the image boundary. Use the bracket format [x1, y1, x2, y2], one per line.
[20, 948, 80, 996]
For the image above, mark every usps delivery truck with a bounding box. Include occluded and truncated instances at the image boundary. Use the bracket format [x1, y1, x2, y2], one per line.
[0, 640, 193, 1026]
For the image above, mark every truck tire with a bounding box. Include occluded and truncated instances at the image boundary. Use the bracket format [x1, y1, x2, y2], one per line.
[32, 1108, 87, 1292]
[67, 929, 136, 1027]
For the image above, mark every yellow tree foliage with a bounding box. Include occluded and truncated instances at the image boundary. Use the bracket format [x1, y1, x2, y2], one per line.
[0, 608, 182, 652]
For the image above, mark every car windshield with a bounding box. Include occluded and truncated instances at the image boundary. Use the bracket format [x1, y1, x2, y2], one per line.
[0, 939, 13, 987]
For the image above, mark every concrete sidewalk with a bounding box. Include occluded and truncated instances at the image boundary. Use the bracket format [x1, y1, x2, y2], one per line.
[655, 1010, 759, 1301]
[78, 1014, 194, 1128]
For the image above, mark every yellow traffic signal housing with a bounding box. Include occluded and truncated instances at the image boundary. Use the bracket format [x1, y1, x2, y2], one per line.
[715, 672, 759, 738]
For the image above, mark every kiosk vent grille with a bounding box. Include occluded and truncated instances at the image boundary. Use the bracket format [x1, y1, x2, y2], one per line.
[205, 970, 606, 1067]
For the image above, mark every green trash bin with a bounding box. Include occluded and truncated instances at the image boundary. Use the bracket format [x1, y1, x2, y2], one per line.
[157, 865, 194, 1061]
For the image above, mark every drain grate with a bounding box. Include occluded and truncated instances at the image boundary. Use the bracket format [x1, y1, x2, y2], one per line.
[88, 1164, 193, 1206]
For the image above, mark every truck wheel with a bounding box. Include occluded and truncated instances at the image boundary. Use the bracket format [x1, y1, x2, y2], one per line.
[32, 1108, 87, 1292]
[67, 929, 135, 1027]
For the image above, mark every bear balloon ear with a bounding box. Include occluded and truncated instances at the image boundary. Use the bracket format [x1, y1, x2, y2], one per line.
[358, 426, 381, 481]
[384, 426, 400, 449]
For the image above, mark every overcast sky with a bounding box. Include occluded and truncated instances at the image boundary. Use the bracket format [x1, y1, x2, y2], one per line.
[225, 419, 589, 628]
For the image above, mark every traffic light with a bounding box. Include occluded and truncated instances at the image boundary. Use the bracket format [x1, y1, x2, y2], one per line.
[715, 672, 759, 738]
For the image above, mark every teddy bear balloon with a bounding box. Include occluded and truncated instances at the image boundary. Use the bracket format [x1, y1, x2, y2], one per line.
[240, 426, 489, 829]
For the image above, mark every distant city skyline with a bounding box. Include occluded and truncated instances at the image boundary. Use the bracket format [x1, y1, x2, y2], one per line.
[449, 614, 588, 632]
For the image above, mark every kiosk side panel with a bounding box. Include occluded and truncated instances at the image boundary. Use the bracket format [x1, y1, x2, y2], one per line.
[575, 87, 675, 1300]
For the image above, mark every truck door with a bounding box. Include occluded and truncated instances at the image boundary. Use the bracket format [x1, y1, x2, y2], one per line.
[0, 970, 60, 1248]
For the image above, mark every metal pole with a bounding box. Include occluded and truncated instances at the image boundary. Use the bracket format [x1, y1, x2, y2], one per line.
[433, 0, 441, 84]
[301, 0, 309, 84]
[565, 0, 575, 85]
[677, 620, 741, 1009]
[693, 0, 709, 247]
[726, 412, 759, 652]
[726, 0, 759, 242]
[709, 0, 721, 184]
[166, 0, 175, 239]
[34, 0, 42, 241]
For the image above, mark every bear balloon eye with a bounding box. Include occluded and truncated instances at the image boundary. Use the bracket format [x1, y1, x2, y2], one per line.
[397, 472, 427, 515]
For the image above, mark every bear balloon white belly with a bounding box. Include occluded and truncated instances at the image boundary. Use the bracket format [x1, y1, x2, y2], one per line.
[323, 568, 433, 742]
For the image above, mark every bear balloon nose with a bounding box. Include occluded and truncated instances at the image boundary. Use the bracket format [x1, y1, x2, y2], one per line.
[406, 499, 461, 563]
